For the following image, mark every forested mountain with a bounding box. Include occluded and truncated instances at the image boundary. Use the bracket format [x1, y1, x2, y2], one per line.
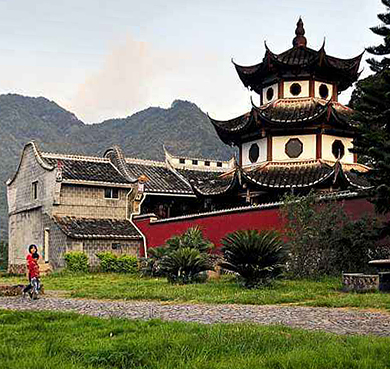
[0, 94, 234, 240]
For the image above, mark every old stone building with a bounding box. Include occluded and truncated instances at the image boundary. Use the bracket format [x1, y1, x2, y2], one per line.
[7, 141, 233, 272]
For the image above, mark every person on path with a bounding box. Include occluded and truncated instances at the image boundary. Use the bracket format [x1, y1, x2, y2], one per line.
[22, 245, 41, 300]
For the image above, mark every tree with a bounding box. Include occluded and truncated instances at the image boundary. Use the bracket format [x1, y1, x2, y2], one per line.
[350, 0, 390, 217]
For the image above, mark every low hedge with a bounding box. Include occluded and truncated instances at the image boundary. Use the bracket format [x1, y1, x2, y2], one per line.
[64, 252, 89, 272]
[96, 252, 138, 274]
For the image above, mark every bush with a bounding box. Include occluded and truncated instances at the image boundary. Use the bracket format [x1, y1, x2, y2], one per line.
[64, 252, 89, 272]
[159, 247, 212, 284]
[280, 192, 387, 278]
[140, 227, 215, 283]
[96, 252, 138, 274]
[220, 230, 289, 288]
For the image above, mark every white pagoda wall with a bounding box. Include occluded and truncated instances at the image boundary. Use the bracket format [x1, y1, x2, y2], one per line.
[242, 138, 267, 166]
[283, 80, 310, 98]
[272, 135, 316, 161]
[322, 135, 354, 164]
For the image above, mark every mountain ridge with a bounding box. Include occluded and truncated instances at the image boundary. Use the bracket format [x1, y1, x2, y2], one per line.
[0, 94, 234, 240]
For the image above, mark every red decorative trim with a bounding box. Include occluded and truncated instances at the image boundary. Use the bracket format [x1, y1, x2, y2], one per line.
[267, 136, 273, 161]
[278, 80, 284, 99]
[316, 134, 322, 159]
[354, 153, 358, 163]
[239, 145, 243, 166]
[309, 79, 315, 98]
[332, 84, 338, 102]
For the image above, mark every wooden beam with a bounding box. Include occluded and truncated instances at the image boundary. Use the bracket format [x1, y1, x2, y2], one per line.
[267, 135, 273, 161]
[332, 84, 338, 102]
[316, 133, 322, 159]
[353, 152, 358, 163]
[239, 145, 243, 166]
[278, 80, 284, 99]
[309, 79, 315, 98]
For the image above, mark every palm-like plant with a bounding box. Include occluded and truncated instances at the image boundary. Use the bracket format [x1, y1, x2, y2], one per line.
[160, 247, 212, 284]
[165, 227, 213, 253]
[220, 230, 289, 288]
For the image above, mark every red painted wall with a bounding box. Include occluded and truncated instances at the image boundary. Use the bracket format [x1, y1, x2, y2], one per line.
[134, 197, 375, 256]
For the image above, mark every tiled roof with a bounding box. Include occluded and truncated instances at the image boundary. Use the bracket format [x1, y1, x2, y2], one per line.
[125, 160, 194, 194]
[53, 216, 142, 239]
[233, 45, 363, 93]
[43, 156, 132, 184]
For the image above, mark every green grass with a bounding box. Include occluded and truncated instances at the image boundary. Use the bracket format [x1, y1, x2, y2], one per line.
[3, 272, 390, 311]
[1, 309, 390, 369]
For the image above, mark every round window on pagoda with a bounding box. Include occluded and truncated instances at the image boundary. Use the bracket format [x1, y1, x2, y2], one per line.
[249, 143, 260, 163]
[285, 138, 303, 158]
[332, 140, 345, 159]
[319, 84, 329, 99]
[266, 87, 274, 101]
[290, 83, 302, 96]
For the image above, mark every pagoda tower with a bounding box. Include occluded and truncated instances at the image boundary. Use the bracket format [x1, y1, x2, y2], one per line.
[193, 18, 371, 204]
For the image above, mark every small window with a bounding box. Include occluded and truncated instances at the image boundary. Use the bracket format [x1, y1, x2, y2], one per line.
[332, 140, 345, 159]
[32, 181, 38, 200]
[319, 84, 329, 99]
[266, 87, 274, 101]
[192, 160, 198, 165]
[112, 243, 121, 250]
[204, 161, 210, 166]
[217, 162, 223, 167]
[179, 158, 185, 164]
[104, 188, 119, 199]
[249, 143, 260, 163]
[285, 138, 303, 158]
[290, 83, 302, 96]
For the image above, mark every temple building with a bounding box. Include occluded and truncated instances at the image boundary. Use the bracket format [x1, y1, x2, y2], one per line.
[204, 18, 371, 204]
[7, 18, 372, 272]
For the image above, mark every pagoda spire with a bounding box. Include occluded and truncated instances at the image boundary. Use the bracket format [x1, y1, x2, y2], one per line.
[292, 17, 307, 47]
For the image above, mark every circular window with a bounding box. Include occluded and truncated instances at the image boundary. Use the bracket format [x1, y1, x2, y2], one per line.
[332, 140, 345, 159]
[290, 83, 302, 96]
[319, 84, 329, 99]
[285, 138, 303, 158]
[249, 143, 260, 163]
[266, 87, 274, 101]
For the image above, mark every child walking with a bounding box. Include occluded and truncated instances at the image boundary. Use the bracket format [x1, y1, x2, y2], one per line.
[23, 244, 41, 300]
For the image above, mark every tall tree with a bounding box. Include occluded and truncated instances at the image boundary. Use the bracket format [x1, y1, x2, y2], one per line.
[350, 0, 390, 216]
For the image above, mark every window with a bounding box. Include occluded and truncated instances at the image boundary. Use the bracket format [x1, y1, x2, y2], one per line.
[285, 138, 303, 158]
[112, 243, 121, 250]
[179, 158, 185, 164]
[266, 87, 274, 101]
[249, 143, 260, 163]
[290, 83, 302, 96]
[32, 181, 38, 200]
[319, 84, 329, 99]
[104, 188, 119, 199]
[192, 160, 198, 165]
[217, 162, 223, 167]
[204, 161, 210, 166]
[332, 140, 345, 159]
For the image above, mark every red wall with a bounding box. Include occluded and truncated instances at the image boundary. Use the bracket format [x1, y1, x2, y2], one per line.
[134, 197, 375, 256]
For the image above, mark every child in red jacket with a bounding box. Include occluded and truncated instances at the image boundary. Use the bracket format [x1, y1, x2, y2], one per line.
[22, 244, 41, 299]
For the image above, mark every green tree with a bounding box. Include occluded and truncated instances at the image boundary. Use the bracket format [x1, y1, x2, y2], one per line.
[350, 0, 390, 216]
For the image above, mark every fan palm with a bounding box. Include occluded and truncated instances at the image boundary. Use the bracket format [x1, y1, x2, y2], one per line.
[221, 230, 289, 288]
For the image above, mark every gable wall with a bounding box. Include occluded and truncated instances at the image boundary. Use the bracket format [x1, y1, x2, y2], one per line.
[52, 184, 130, 219]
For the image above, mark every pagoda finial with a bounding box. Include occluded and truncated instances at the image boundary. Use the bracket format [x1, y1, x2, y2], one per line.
[292, 17, 307, 47]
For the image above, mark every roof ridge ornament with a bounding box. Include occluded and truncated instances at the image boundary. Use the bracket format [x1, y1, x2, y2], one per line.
[292, 17, 307, 48]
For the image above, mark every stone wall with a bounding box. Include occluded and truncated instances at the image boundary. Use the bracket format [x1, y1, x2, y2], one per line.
[342, 273, 379, 292]
[53, 184, 129, 219]
[82, 239, 141, 266]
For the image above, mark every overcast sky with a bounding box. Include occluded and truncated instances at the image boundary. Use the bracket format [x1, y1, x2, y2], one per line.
[0, 0, 384, 123]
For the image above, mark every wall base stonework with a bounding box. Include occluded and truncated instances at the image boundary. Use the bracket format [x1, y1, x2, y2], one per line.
[342, 273, 379, 292]
[8, 264, 27, 275]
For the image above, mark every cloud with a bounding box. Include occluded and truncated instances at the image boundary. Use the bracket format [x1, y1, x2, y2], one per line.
[70, 34, 251, 123]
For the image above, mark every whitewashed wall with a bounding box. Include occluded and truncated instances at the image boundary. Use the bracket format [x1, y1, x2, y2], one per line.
[242, 138, 267, 166]
[272, 135, 316, 161]
[322, 135, 354, 163]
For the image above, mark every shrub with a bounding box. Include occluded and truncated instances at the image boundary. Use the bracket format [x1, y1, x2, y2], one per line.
[220, 230, 289, 288]
[280, 192, 386, 278]
[159, 247, 212, 284]
[96, 252, 138, 274]
[64, 252, 89, 272]
[140, 227, 215, 282]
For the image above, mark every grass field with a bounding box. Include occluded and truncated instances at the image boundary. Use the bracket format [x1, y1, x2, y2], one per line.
[2, 272, 390, 310]
[1, 309, 390, 369]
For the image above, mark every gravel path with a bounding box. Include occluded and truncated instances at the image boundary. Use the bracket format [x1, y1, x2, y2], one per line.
[1, 296, 390, 336]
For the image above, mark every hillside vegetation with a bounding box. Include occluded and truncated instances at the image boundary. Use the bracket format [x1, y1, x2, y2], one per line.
[0, 94, 234, 240]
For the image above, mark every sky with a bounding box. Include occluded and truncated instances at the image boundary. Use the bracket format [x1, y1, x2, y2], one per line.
[0, 0, 385, 123]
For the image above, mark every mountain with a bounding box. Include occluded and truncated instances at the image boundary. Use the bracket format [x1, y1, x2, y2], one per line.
[0, 94, 234, 240]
